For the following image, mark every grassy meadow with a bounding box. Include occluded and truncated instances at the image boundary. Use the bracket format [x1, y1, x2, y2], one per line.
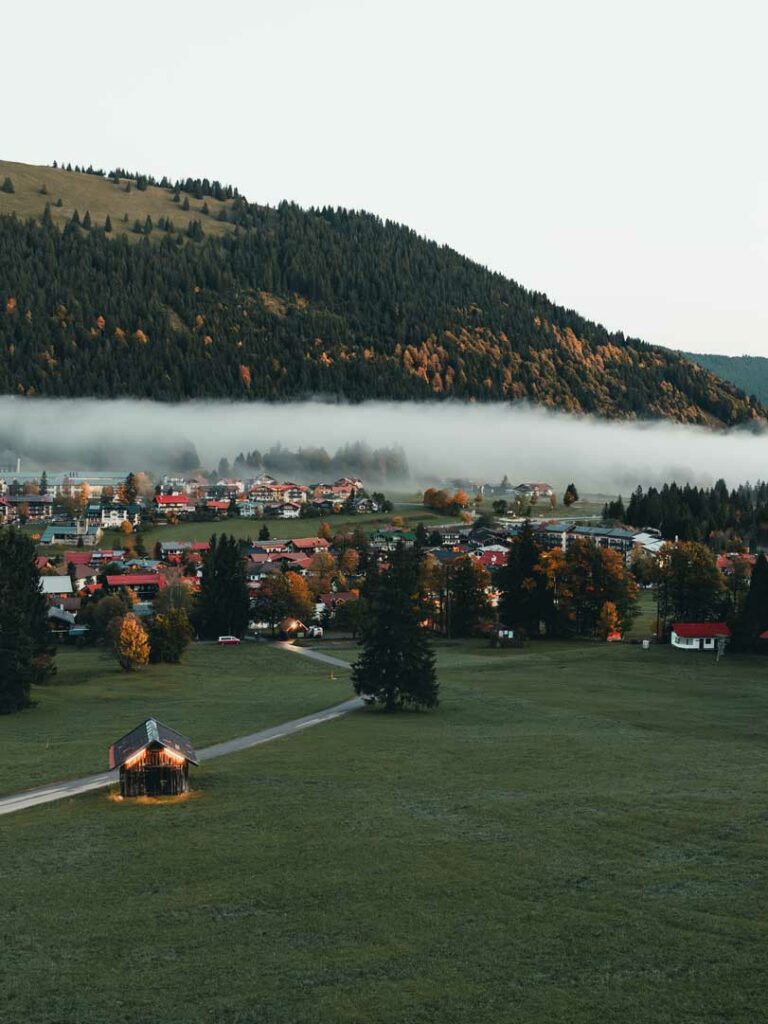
[0, 159, 235, 240]
[104, 503, 459, 550]
[2, 640, 768, 1022]
[0, 643, 349, 796]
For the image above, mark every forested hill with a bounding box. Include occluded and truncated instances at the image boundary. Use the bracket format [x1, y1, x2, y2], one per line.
[0, 160, 762, 426]
[682, 352, 768, 406]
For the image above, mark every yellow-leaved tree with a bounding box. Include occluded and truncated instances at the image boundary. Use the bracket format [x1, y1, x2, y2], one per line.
[115, 613, 150, 671]
[597, 601, 621, 639]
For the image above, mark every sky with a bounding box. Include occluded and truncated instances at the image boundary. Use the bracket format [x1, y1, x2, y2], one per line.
[4, 0, 768, 356]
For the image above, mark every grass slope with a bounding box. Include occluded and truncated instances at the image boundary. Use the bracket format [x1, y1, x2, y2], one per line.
[0, 643, 349, 796]
[2, 641, 768, 1023]
[0, 159, 234, 240]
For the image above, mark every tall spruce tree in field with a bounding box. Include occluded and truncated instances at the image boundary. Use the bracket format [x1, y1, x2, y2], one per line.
[735, 553, 768, 649]
[498, 520, 551, 635]
[199, 534, 250, 638]
[447, 555, 490, 637]
[352, 543, 438, 710]
[0, 528, 54, 713]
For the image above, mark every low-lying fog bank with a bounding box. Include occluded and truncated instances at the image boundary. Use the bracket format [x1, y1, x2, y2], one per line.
[0, 397, 765, 493]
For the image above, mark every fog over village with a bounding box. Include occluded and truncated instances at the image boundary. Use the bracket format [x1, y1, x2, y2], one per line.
[1, 395, 765, 491]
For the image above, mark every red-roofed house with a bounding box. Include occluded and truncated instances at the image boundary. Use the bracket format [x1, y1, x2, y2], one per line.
[64, 550, 94, 566]
[204, 500, 230, 513]
[476, 550, 509, 568]
[716, 554, 756, 574]
[270, 502, 301, 519]
[317, 590, 359, 612]
[106, 574, 166, 599]
[288, 537, 330, 554]
[671, 622, 731, 651]
[154, 494, 190, 514]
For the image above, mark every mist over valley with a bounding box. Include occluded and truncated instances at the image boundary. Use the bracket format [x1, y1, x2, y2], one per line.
[1, 396, 765, 494]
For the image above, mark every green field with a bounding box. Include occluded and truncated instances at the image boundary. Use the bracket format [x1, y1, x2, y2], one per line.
[108, 504, 458, 550]
[624, 589, 658, 640]
[0, 643, 348, 796]
[2, 640, 768, 1022]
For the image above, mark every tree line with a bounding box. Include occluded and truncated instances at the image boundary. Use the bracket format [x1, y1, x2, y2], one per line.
[606, 479, 768, 549]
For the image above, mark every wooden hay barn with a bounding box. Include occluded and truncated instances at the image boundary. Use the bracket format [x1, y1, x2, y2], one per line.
[109, 718, 198, 797]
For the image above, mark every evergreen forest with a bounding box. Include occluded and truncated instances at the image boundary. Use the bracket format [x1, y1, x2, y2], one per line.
[0, 160, 762, 425]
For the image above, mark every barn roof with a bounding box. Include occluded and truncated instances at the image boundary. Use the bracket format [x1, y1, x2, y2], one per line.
[109, 718, 198, 769]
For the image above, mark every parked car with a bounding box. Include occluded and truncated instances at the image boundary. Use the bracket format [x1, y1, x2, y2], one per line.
[306, 625, 324, 638]
[217, 635, 241, 645]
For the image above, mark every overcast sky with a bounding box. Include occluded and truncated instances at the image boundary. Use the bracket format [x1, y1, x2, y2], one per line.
[5, 0, 768, 356]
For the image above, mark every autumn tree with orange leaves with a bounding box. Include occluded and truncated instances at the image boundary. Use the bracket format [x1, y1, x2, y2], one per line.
[114, 613, 150, 671]
[539, 539, 638, 637]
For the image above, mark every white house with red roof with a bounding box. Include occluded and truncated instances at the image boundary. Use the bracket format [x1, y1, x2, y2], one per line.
[154, 494, 190, 514]
[671, 622, 731, 651]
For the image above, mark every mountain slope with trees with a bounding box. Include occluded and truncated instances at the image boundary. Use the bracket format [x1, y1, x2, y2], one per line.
[0, 160, 762, 426]
[682, 352, 768, 406]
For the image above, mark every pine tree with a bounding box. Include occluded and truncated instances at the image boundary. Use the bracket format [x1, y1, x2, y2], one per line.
[82, 210, 92, 230]
[0, 528, 55, 712]
[498, 520, 551, 636]
[144, 215, 153, 235]
[39, 470, 48, 495]
[735, 554, 768, 649]
[71, 209, 81, 226]
[182, 195, 190, 211]
[1, 176, 15, 193]
[564, 483, 579, 505]
[352, 544, 438, 710]
[447, 555, 490, 637]
[199, 534, 250, 638]
[104, 214, 112, 233]
[123, 472, 138, 504]
[258, 524, 270, 541]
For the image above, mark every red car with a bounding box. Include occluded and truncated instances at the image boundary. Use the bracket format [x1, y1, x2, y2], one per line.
[217, 635, 241, 645]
